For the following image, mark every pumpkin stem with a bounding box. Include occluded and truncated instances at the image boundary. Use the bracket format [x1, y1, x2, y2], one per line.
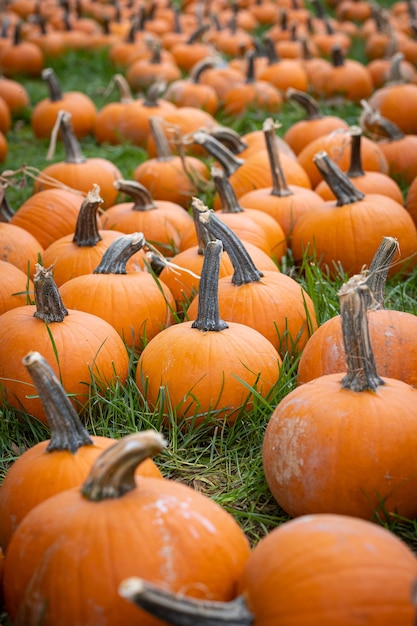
[23, 351, 94, 453]
[41, 67, 64, 102]
[207, 126, 248, 155]
[186, 22, 210, 45]
[94, 232, 145, 274]
[330, 44, 345, 68]
[189, 57, 216, 84]
[33, 263, 69, 323]
[190, 204, 228, 332]
[113, 73, 134, 104]
[212, 166, 244, 213]
[346, 126, 365, 178]
[359, 100, 405, 141]
[286, 88, 323, 120]
[191, 197, 212, 255]
[81, 431, 167, 501]
[244, 49, 257, 84]
[365, 236, 399, 309]
[143, 80, 167, 107]
[113, 179, 157, 211]
[149, 116, 173, 161]
[313, 150, 365, 206]
[119, 577, 254, 626]
[0, 184, 14, 222]
[72, 184, 104, 247]
[263, 117, 293, 198]
[192, 130, 244, 177]
[51, 110, 87, 164]
[385, 51, 408, 84]
[199, 209, 263, 286]
[339, 275, 385, 392]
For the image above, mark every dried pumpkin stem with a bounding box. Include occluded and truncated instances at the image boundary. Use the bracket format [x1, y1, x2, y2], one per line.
[313, 151, 365, 206]
[212, 166, 244, 213]
[346, 126, 365, 178]
[360, 100, 404, 141]
[286, 88, 323, 120]
[192, 131, 244, 177]
[149, 116, 173, 161]
[113, 179, 156, 211]
[41, 67, 64, 102]
[200, 209, 263, 286]
[339, 275, 385, 392]
[33, 263, 69, 323]
[190, 211, 228, 332]
[208, 126, 248, 155]
[82, 431, 167, 501]
[119, 577, 253, 626]
[365, 236, 399, 308]
[72, 184, 104, 246]
[23, 351, 93, 453]
[263, 117, 293, 198]
[94, 232, 145, 274]
[52, 110, 87, 164]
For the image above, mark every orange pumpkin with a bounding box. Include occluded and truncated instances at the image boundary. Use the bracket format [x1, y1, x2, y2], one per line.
[0, 259, 33, 313]
[3, 431, 251, 626]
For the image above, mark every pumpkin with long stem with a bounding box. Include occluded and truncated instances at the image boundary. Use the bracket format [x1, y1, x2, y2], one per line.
[283, 88, 349, 155]
[314, 125, 404, 203]
[238, 118, 324, 244]
[133, 116, 210, 209]
[33, 110, 122, 208]
[297, 236, 417, 386]
[31, 67, 97, 139]
[187, 210, 316, 356]
[119, 513, 417, 626]
[3, 431, 251, 626]
[0, 351, 161, 552]
[102, 178, 193, 257]
[59, 232, 176, 351]
[42, 185, 146, 286]
[263, 271, 417, 520]
[137, 210, 281, 424]
[360, 99, 417, 186]
[291, 150, 417, 276]
[0, 263, 129, 422]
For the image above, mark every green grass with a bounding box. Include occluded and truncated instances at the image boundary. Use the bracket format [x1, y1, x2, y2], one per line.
[1, 1, 417, 621]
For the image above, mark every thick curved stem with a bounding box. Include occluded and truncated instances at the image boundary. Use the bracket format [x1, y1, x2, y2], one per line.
[94, 232, 145, 274]
[23, 351, 93, 453]
[365, 236, 399, 309]
[339, 275, 385, 392]
[192, 131, 244, 177]
[41, 67, 64, 102]
[113, 179, 156, 211]
[119, 577, 253, 626]
[72, 184, 104, 247]
[313, 151, 365, 206]
[33, 264, 69, 323]
[82, 431, 167, 501]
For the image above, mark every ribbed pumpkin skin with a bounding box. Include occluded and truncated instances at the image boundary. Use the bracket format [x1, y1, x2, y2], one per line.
[0, 260, 33, 314]
[31, 92, 97, 139]
[0, 307, 129, 422]
[10, 189, 83, 249]
[239, 514, 417, 626]
[187, 271, 318, 356]
[291, 194, 417, 276]
[0, 437, 162, 553]
[3, 477, 251, 626]
[59, 273, 176, 351]
[262, 373, 417, 520]
[136, 322, 281, 423]
[297, 309, 417, 387]
[34, 158, 122, 209]
[0, 223, 44, 274]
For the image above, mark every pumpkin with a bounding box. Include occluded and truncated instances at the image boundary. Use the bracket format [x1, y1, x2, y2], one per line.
[120, 513, 417, 626]
[238, 117, 325, 244]
[297, 236, 417, 386]
[283, 88, 349, 155]
[164, 58, 219, 115]
[0, 220, 44, 275]
[0, 72, 30, 112]
[0, 21, 44, 77]
[0, 263, 129, 422]
[291, 151, 417, 277]
[34, 110, 122, 209]
[0, 350, 161, 552]
[257, 36, 309, 93]
[137, 217, 281, 424]
[187, 210, 317, 356]
[314, 124, 404, 203]
[31, 67, 97, 139]
[0, 259, 33, 313]
[3, 431, 251, 626]
[133, 116, 210, 208]
[262, 272, 417, 520]
[102, 179, 193, 257]
[59, 232, 176, 351]
[41, 185, 146, 285]
[9, 187, 83, 249]
[126, 39, 181, 91]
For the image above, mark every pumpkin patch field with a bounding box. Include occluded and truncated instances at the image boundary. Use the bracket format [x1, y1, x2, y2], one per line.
[2, 0, 417, 623]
